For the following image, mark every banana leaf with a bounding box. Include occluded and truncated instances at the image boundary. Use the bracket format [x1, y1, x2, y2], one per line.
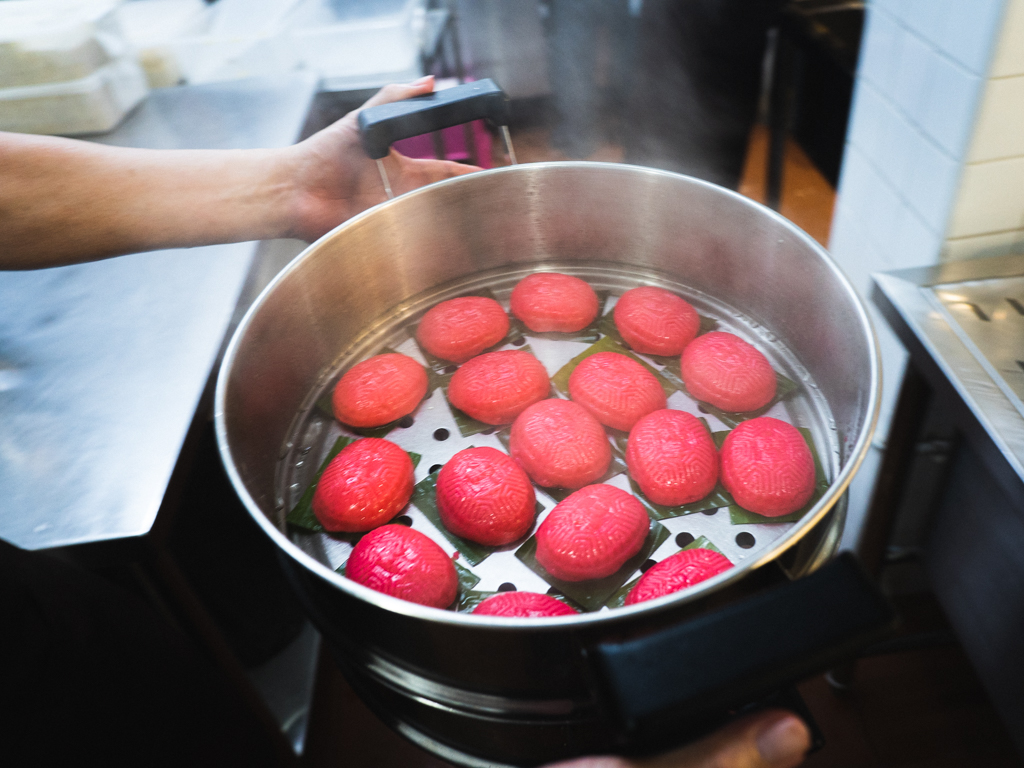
[514, 519, 670, 612]
[551, 334, 677, 399]
[457, 589, 497, 613]
[409, 472, 546, 566]
[449, 408, 506, 440]
[607, 427, 629, 458]
[455, 561, 481, 594]
[630, 478, 734, 520]
[410, 473, 494, 566]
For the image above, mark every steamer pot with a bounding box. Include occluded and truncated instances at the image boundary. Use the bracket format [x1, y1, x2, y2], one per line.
[215, 94, 890, 766]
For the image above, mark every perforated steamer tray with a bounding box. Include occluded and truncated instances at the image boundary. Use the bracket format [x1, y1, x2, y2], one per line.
[275, 263, 841, 613]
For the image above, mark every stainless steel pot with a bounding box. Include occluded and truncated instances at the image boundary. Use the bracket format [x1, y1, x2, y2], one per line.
[214, 157, 890, 765]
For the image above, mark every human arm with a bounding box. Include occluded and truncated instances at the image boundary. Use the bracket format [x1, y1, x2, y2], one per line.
[545, 710, 811, 768]
[0, 76, 477, 269]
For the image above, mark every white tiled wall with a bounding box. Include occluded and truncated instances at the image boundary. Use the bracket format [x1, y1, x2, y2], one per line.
[990, 0, 1024, 77]
[966, 74, 1024, 162]
[944, 0, 1024, 260]
[831, 0, 1004, 428]
[828, 0, 1010, 549]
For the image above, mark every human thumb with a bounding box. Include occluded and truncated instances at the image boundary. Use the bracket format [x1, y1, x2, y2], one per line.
[357, 76, 435, 111]
[544, 710, 811, 768]
[751, 712, 812, 767]
[636, 710, 812, 768]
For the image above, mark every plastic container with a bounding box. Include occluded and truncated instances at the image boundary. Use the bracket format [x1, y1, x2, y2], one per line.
[0, 0, 126, 89]
[175, 0, 426, 89]
[287, 12, 425, 91]
[286, 0, 426, 90]
[115, 0, 210, 88]
[0, 55, 149, 135]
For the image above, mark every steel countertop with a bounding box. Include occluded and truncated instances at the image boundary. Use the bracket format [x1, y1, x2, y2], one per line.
[0, 74, 317, 551]
[872, 252, 1024, 492]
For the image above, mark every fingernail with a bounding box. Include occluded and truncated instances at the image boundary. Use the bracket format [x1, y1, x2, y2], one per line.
[411, 75, 433, 85]
[755, 715, 810, 767]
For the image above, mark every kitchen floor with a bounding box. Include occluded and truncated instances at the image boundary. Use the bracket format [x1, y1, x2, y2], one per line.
[299, 127, 1024, 768]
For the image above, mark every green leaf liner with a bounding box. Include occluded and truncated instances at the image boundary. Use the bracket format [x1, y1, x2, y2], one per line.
[653, 355, 685, 392]
[410, 473, 494, 566]
[605, 535, 724, 609]
[698, 314, 720, 335]
[457, 589, 495, 613]
[495, 426, 513, 451]
[514, 519, 670, 612]
[607, 427, 630, 459]
[286, 436, 353, 532]
[315, 392, 335, 419]
[409, 471, 545, 566]
[350, 421, 404, 439]
[286, 436, 421, 534]
[454, 561, 481, 594]
[726, 427, 830, 525]
[425, 366, 456, 397]
[630, 478, 733, 520]
[450, 408, 505, 439]
[551, 334, 677, 399]
[510, 290, 610, 343]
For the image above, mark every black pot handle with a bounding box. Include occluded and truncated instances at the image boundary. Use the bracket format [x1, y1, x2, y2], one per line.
[591, 552, 896, 756]
[357, 79, 511, 160]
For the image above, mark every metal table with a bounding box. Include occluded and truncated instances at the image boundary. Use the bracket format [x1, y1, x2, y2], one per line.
[0, 74, 319, 758]
[870, 253, 1024, 755]
[0, 74, 316, 551]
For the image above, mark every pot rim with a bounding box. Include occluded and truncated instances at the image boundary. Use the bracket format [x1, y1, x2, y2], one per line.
[214, 161, 881, 630]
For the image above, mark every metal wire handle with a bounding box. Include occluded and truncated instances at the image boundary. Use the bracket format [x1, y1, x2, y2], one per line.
[376, 124, 517, 200]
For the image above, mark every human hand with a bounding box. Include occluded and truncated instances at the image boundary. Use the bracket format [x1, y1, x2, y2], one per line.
[283, 76, 481, 242]
[544, 710, 811, 768]
[0, 77, 478, 267]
